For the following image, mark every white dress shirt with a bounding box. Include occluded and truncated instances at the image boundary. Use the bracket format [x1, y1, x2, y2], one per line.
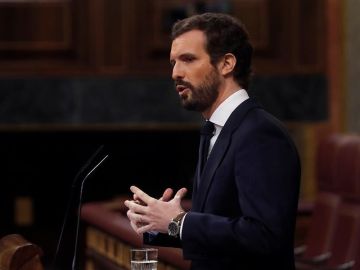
[208, 89, 249, 153]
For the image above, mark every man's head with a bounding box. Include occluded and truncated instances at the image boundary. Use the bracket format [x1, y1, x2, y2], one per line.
[170, 13, 253, 116]
[172, 12, 253, 90]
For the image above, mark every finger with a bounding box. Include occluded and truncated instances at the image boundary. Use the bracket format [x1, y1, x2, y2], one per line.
[127, 209, 136, 224]
[159, 188, 173, 201]
[129, 220, 139, 233]
[130, 186, 153, 205]
[125, 200, 147, 214]
[133, 194, 146, 205]
[127, 210, 149, 235]
[130, 221, 148, 235]
[127, 209, 138, 222]
[127, 210, 149, 224]
[134, 199, 146, 206]
[136, 221, 148, 227]
[174, 187, 188, 201]
[136, 223, 153, 234]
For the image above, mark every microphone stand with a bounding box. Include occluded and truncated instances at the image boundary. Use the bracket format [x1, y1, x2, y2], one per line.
[52, 145, 108, 270]
[71, 155, 108, 270]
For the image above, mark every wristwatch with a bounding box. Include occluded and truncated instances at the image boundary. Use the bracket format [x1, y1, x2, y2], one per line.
[168, 212, 186, 237]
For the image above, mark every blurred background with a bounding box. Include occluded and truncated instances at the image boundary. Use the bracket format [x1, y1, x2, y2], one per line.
[0, 0, 358, 269]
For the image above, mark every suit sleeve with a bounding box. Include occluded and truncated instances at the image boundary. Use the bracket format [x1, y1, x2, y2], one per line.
[181, 116, 301, 260]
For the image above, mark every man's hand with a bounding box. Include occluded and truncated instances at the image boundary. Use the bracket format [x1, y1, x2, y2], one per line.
[124, 185, 187, 234]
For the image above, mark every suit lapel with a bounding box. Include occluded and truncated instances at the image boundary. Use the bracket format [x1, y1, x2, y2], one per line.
[192, 98, 261, 211]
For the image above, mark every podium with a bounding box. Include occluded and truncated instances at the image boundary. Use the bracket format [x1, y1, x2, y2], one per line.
[81, 196, 191, 270]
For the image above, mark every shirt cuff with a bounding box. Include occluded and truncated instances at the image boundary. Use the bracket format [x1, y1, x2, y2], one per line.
[179, 212, 188, 239]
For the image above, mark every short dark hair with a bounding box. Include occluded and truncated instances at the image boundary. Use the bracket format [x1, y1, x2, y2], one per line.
[171, 13, 253, 89]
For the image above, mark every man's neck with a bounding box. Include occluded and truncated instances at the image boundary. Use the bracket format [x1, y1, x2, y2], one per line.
[202, 80, 242, 119]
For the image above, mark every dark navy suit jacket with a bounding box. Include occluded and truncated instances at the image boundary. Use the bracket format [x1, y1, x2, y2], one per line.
[144, 98, 301, 270]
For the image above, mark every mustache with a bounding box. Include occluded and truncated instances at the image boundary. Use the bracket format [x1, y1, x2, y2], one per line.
[174, 79, 193, 89]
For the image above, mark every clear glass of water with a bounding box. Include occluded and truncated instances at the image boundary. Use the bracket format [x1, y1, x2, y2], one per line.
[131, 248, 158, 270]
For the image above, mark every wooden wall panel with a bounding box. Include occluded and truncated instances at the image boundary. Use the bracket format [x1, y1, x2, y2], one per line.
[294, 0, 326, 72]
[0, 0, 78, 74]
[250, 0, 325, 74]
[128, 0, 175, 74]
[231, 0, 270, 50]
[0, 0, 327, 76]
[103, 0, 128, 68]
[0, 1, 72, 51]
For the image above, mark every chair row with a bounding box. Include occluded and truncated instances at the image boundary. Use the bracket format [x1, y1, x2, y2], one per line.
[295, 133, 360, 270]
[295, 192, 360, 269]
[316, 134, 360, 200]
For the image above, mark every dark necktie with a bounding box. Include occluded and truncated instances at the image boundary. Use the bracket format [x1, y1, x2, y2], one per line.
[199, 121, 215, 175]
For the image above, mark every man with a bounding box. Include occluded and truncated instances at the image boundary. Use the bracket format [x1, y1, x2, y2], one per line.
[125, 13, 300, 269]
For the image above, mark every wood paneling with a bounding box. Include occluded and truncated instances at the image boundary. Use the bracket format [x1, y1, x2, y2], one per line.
[0, 0, 77, 74]
[128, 0, 174, 74]
[103, 0, 128, 68]
[249, 0, 326, 74]
[294, 0, 326, 72]
[0, 0, 327, 76]
[232, 0, 270, 50]
[0, 0, 72, 51]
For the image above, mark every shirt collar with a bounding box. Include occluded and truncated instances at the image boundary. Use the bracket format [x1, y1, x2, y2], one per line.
[209, 89, 249, 127]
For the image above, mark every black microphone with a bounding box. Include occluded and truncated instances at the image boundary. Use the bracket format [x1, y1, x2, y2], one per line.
[52, 145, 109, 270]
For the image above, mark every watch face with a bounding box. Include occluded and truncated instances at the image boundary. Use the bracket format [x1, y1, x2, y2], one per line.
[168, 221, 179, 236]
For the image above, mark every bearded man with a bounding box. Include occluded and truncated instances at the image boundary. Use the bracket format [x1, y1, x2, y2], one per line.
[125, 13, 301, 270]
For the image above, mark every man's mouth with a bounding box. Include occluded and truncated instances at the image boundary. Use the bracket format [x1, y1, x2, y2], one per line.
[176, 85, 189, 93]
[176, 85, 191, 98]
[175, 81, 193, 97]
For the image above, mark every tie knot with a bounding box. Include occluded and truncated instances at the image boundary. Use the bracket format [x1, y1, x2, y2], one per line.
[200, 121, 215, 136]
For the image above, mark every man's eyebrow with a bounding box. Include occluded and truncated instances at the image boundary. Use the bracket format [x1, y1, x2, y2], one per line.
[179, 53, 196, 58]
[170, 53, 197, 65]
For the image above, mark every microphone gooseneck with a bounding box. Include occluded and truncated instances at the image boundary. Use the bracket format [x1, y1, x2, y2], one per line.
[72, 145, 105, 188]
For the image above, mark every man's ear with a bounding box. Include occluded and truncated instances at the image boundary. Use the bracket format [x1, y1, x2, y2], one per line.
[219, 53, 236, 76]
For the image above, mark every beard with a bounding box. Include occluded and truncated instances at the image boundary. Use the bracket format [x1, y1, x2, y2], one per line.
[175, 68, 221, 112]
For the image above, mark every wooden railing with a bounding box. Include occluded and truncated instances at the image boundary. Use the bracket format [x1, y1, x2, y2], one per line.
[81, 197, 191, 270]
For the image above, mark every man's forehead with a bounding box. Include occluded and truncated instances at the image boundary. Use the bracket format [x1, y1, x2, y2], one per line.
[170, 30, 207, 57]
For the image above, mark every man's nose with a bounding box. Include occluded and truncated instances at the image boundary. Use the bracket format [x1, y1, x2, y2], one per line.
[172, 63, 184, 80]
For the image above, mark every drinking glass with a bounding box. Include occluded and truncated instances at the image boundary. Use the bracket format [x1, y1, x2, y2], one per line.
[131, 248, 158, 270]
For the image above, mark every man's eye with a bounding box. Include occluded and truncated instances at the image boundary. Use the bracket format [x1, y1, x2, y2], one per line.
[183, 56, 195, 62]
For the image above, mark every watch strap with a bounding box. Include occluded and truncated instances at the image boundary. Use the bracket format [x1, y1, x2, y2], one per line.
[173, 211, 186, 223]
